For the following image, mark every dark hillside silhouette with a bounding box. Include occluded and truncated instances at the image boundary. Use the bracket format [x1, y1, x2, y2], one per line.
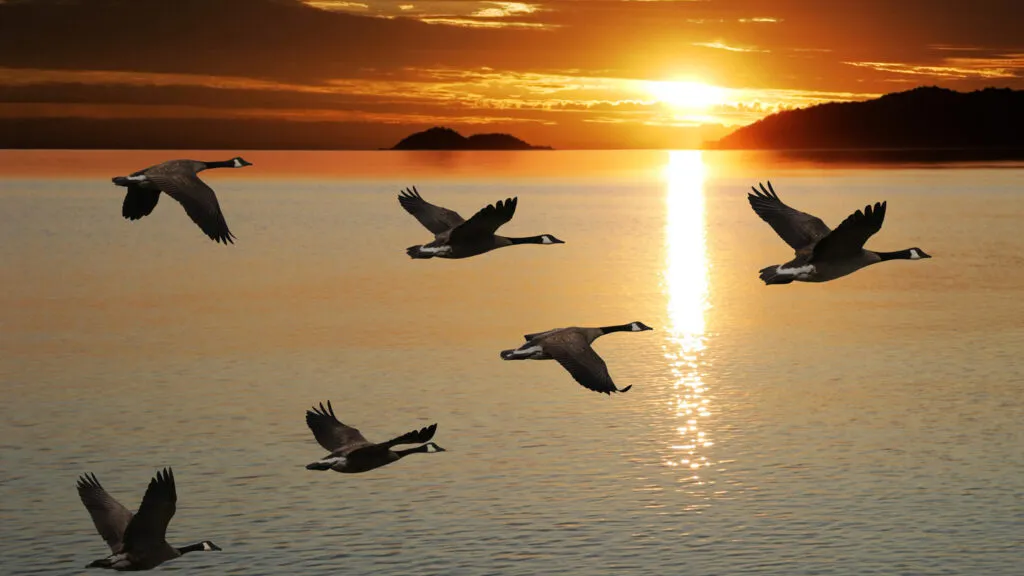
[709, 87, 1024, 150]
[390, 127, 552, 150]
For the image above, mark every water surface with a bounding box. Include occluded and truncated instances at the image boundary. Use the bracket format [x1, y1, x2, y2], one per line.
[1, 150, 1021, 575]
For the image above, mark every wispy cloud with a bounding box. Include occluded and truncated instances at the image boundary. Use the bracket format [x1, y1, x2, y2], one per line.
[419, 17, 552, 28]
[0, 66, 883, 128]
[928, 44, 987, 52]
[693, 41, 768, 53]
[845, 57, 1024, 80]
[472, 2, 537, 17]
[305, 0, 552, 28]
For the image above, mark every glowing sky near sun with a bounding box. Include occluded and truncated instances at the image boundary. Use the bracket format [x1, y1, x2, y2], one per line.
[0, 0, 1021, 148]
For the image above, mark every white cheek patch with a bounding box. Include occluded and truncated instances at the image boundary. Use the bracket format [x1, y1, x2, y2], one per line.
[202, 542, 213, 551]
[233, 158, 243, 167]
[630, 322, 641, 331]
[777, 264, 815, 279]
[541, 235, 553, 244]
[425, 444, 441, 453]
[126, 175, 148, 182]
[909, 249, 921, 260]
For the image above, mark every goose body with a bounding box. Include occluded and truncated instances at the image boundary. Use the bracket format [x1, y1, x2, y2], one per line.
[398, 187, 564, 259]
[304, 401, 446, 473]
[748, 181, 930, 284]
[500, 321, 653, 394]
[77, 468, 220, 571]
[112, 157, 251, 244]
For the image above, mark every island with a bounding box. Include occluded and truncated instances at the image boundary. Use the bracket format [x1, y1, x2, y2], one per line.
[390, 127, 553, 150]
[707, 86, 1024, 150]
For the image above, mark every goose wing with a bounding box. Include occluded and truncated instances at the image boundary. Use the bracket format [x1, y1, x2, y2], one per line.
[812, 201, 887, 260]
[77, 473, 134, 552]
[144, 167, 235, 244]
[379, 423, 438, 449]
[523, 327, 562, 342]
[306, 400, 373, 455]
[122, 468, 176, 551]
[448, 197, 518, 243]
[748, 181, 831, 250]
[121, 186, 161, 221]
[398, 187, 465, 234]
[542, 331, 631, 394]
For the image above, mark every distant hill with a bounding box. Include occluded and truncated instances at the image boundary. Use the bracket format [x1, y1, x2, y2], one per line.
[390, 127, 552, 150]
[708, 87, 1024, 150]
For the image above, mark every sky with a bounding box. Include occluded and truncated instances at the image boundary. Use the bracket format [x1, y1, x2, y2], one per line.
[1, 0, 1022, 148]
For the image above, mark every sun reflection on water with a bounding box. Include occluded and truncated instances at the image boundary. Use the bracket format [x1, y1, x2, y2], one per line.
[663, 150, 712, 483]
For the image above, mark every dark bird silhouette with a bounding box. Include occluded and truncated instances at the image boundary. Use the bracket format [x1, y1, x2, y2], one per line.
[304, 401, 445, 473]
[112, 157, 251, 244]
[77, 468, 220, 570]
[398, 187, 564, 259]
[748, 181, 930, 284]
[500, 322, 653, 394]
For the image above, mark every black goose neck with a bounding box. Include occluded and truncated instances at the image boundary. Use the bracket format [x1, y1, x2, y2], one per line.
[202, 159, 236, 169]
[876, 249, 912, 261]
[599, 323, 633, 335]
[394, 444, 429, 457]
[508, 235, 546, 245]
[177, 542, 207, 555]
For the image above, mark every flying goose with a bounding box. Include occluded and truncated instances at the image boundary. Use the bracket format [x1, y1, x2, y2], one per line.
[77, 468, 220, 570]
[748, 181, 931, 284]
[305, 400, 446, 473]
[500, 322, 653, 394]
[398, 187, 564, 259]
[112, 157, 252, 244]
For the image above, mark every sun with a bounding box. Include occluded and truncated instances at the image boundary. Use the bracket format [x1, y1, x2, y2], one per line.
[647, 80, 728, 110]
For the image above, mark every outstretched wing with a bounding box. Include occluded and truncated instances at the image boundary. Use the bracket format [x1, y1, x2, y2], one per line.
[145, 171, 235, 244]
[448, 197, 518, 243]
[121, 187, 161, 221]
[77, 473, 134, 552]
[398, 187, 465, 234]
[523, 327, 562, 342]
[812, 201, 887, 260]
[748, 181, 831, 250]
[122, 468, 176, 551]
[380, 423, 438, 449]
[306, 400, 372, 454]
[543, 332, 631, 395]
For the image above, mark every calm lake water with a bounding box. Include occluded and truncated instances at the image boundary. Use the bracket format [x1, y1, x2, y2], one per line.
[0, 150, 1022, 575]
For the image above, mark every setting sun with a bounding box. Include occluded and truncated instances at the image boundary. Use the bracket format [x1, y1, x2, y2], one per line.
[647, 81, 728, 110]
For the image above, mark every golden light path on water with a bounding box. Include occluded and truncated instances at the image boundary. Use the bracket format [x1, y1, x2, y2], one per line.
[662, 150, 712, 483]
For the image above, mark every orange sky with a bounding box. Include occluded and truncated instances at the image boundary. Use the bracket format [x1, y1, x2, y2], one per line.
[1, 0, 1022, 148]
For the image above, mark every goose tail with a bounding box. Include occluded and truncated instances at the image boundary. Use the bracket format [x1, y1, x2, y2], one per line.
[758, 265, 795, 285]
[406, 245, 435, 259]
[500, 348, 520, 360]
[111, 176, 131, 187]
[305, 460, 333, 471]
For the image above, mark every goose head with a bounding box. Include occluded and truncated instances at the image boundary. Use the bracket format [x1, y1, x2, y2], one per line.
[231, 157, 253, 168]
[907, 247, 931, 260]
[628, 321, 654, 332]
